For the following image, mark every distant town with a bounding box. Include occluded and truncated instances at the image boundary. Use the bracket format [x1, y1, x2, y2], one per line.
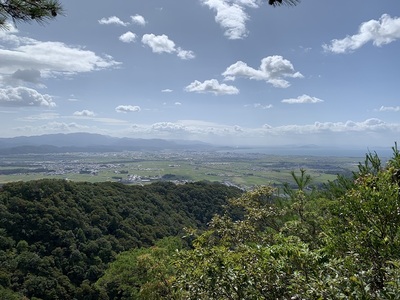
[0, 149, 362, 189]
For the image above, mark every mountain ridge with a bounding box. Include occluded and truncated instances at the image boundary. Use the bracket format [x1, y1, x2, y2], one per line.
[0, 133, 216, 154]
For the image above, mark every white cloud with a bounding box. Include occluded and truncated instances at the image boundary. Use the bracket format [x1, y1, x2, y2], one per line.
[282, 94, 324, 104]
[119, 31, 136, 43]
[151, 122, 186, 133]
[141, 34, 195, 60]
[222, 55, 303, 88]
[73, 110, 96, 117]
[177, 48, 196, 60]
[8, 118, 398, 148]
[252, 103, 273, 109]
[131, 14, 146, 26]
[98, 16, 129, 26]
[201, 0, 260, 39]
[122, 118, 399, 148]
[142, 34, 176, 54]
[185, 79, 239, 95]
[0, 87, 56, 107]
[0, 31, 120, 80]
[323, 14, 400, 53]
[115, 105, 141, 113]
[161, 89, 173, 93]
[379, 105, 400, 112]
[175, 102, 182, 105]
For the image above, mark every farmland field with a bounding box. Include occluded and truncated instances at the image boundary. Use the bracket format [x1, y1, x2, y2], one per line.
[0, 150, 364, 189]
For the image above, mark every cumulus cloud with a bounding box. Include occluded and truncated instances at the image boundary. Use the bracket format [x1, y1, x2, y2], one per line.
[73, 110, 96, 117]
[151, 122, 186, 132]
[115, 105, 141, 113]
[312, 118, 389, 132]
[131, 14, 146, 26]
[177, 48, 196, 60]
[0, 30, 120, 81]
[124, 118, 399, 148]
[379, 105, 400, 112]
[222, 55, 303, 88]
[0, 87, 56, 107]
[98, 16, 129, 26]
[175, 102, 182, 105]
[185, 79, 239, 95]
[282, 94, 324, 104]
[201, 0, 260, 39]
[142, 34, 176, 53]
[161, 89, 173, 93]
[8, 118, 398, 147]
[323, 14, 400, 53]
[141, 34, 195, 59]
[119, 31, 136, 43]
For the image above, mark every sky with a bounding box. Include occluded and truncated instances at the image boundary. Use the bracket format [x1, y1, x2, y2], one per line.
[0, 0, 399, 149]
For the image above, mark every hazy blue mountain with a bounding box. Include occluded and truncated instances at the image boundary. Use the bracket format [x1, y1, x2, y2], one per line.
[0, 133, 215, 154]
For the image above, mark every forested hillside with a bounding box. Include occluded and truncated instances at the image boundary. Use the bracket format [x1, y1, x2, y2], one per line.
[1, 145, 400, 299]
[97, 145, 400, 299]
[0, 180, 241, 299]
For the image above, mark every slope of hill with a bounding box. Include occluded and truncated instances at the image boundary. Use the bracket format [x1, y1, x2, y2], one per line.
[0, 179, 242, 299]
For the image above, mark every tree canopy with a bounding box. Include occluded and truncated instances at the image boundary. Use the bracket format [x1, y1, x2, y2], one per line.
[268, 0, 300, 6]
[93, 144, 400, 299]
[0, 180, 241, 299]
[0, 0, 62, 28]
[1, 144, 400, 299]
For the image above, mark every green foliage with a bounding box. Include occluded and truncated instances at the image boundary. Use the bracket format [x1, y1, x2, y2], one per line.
[324, 165, 400, 293]
[0, 179, 241, 299]
[96, 237, 183, 300]
[0, 0, 63, 28]
[268, 0, 301, 7]
[172, 144, 400, 299]
[2, 144, 400, 299]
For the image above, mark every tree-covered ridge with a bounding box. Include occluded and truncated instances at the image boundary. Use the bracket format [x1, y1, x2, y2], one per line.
[0, 179, 242, 299]
[1, 144, 400, 299]
[97, 144, 400, 299]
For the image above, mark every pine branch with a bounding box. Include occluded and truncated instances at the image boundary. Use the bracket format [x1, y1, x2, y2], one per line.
[0, 0, 63, 28]
[268, 0, 301, 7]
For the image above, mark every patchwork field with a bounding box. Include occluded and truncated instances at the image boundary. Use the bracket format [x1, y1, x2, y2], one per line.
[0, 150, 363, 189]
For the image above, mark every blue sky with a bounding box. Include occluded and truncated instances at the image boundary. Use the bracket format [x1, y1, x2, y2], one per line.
[0, 0, 399, 149]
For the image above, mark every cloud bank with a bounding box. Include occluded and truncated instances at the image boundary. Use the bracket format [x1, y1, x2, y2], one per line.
[222, 55, 303, 88]
[0, 87, 56, 107]
[323, 14, 400, 53]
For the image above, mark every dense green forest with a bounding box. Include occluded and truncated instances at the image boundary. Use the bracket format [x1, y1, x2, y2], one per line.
[0, 180, 241, 299]
[1, 144, 400, 299]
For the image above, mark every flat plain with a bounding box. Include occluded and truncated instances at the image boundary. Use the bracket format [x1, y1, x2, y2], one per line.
[0, 150, 364, 189]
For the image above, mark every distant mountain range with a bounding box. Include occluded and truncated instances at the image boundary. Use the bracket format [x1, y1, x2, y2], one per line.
[0, 133, 217, 154]
[0, 133, 390, 157]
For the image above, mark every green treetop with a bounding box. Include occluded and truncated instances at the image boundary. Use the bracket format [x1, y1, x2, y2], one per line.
[0, 0, 62, 28]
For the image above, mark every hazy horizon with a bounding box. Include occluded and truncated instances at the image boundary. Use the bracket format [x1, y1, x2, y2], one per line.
[1, 1, 399, 149]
